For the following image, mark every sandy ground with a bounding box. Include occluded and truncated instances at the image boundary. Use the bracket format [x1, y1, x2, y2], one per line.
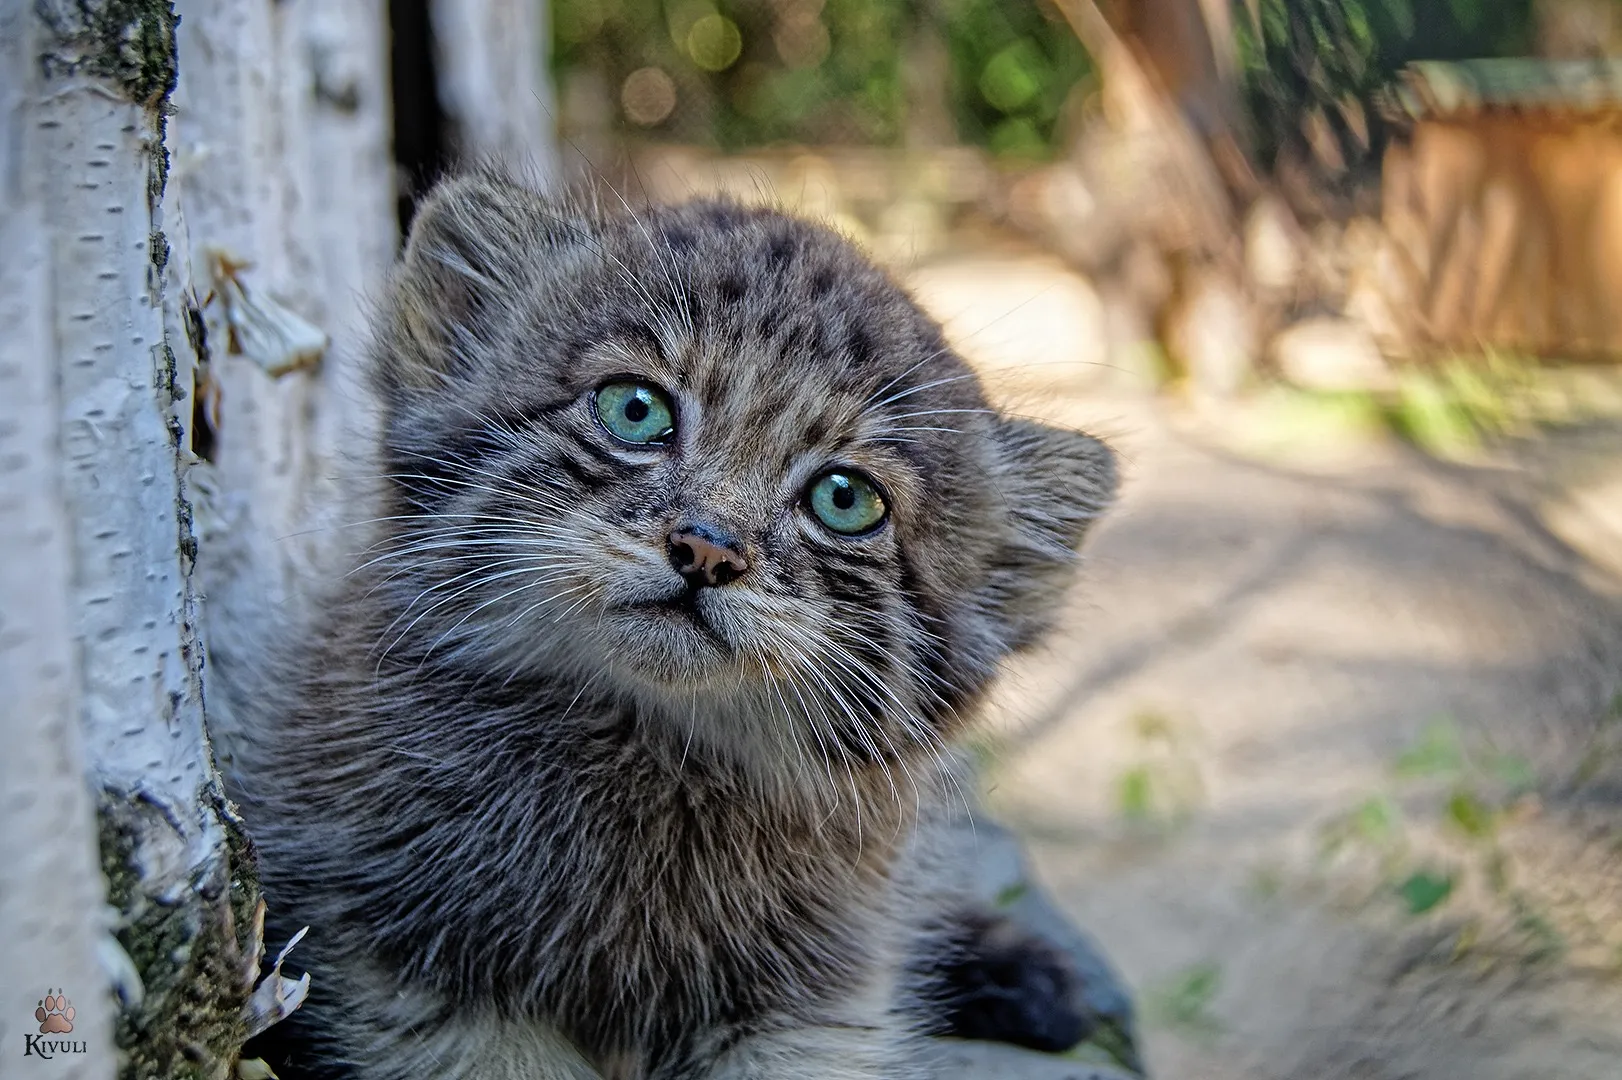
[984, 395, 1622, 1079]
[905, 254, 1622, 1079]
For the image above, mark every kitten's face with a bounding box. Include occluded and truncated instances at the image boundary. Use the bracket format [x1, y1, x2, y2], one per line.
[370, 175, 1114, 765]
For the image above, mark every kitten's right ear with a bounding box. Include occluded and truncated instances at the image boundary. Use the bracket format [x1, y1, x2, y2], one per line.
[375, 172, 589, 394]
[980, 417, 1118, 650]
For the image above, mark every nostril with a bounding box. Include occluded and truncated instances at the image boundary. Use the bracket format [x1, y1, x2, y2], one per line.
[668, 539, 697, 575]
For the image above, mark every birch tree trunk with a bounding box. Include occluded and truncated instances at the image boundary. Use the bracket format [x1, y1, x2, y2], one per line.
[0, 4, 122, 1072]
[187, 0, 549, 654]
[2, 1, 552, 1075]
[0, 2, 244, 1076]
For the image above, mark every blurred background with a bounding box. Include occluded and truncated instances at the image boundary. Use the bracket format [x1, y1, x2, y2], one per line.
[383, 1, 1622, 1077]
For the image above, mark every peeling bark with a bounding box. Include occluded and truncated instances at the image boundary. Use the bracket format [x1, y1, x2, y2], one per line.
[173, 0, 395, 653]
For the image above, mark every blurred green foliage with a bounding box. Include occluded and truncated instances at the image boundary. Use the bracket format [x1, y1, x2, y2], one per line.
[1113, 709, 1206, 831]
[1143, 961, 1225, 1036]
[940, 0, 1093, 159]
[556, 0, 1545, 164]
[552, 0, 1091, 157]
[1396, 868, 1455, 914]
[1236, 0, 1536, 167]
[1315, 715, 1565, 965]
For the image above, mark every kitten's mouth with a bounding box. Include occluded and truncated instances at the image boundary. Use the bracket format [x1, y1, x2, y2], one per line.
[631, 589, 731, 651]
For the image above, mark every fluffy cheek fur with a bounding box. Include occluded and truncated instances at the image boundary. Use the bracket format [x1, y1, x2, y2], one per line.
[374, 413, 950, 773]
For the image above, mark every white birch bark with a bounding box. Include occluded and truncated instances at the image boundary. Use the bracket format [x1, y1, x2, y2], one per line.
[0, 1, 239, 1075]
[0, 0, 396, 1072]
[0, 4, 119, 1073]
[432, 0, 560, 177]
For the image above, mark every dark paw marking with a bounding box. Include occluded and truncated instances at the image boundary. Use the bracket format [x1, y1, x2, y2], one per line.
[931, 913, 1091, 1053]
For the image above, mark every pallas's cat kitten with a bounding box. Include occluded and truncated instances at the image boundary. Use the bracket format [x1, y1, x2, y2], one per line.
[230, 172, 1116, 1079]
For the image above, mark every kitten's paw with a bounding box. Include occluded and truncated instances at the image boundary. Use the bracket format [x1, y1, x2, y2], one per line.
[928, 912, 1090, 1054]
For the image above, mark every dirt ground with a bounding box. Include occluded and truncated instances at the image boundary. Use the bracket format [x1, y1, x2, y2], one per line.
[908, 257, 1622, 1079]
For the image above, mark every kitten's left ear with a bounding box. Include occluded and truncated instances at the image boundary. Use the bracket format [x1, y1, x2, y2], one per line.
[374, 171, 592, 395]
[983, 417, 1117, 648]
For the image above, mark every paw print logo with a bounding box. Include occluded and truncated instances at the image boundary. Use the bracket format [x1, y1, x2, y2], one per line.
[35, 991, 74, 1034]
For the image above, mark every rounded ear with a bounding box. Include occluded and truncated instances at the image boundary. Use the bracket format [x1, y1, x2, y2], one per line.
[982, 417, 1117, 649]
[373, 171, 592, 395]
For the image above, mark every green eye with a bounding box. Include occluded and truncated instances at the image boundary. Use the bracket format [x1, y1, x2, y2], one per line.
[594, 381, 676, 445]
[808, 470, 887, 535]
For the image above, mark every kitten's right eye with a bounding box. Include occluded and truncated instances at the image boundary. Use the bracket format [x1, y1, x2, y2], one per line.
[807, 470, 887, 535]
[594, 381, 676, 445]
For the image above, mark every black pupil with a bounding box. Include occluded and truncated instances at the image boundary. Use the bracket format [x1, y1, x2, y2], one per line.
[832, 482, 856, 510]
[624, 396, 650, 423]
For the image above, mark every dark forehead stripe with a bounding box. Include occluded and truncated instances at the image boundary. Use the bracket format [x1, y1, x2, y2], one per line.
[843, 319, 877, 370]
[592, 199, 984, 473]
[689, 361, 850, 470]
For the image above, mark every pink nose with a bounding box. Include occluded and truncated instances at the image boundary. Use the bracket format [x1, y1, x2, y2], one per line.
[668, 528, 748, 587]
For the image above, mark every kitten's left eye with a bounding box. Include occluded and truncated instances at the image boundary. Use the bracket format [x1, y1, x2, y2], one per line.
[807, 470, 887, 535]
[594, 381, 676, 445]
